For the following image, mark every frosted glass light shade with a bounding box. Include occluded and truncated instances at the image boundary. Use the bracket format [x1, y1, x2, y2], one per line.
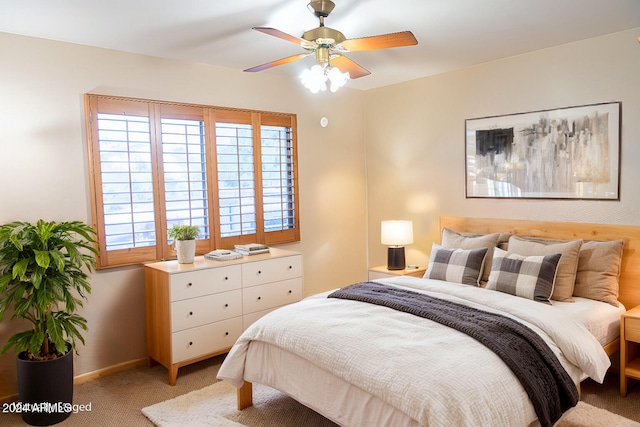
[300, 65, 349, 93]
[381, 220, 414, 246]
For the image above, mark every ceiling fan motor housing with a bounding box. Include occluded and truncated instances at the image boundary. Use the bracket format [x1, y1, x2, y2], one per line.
[308, 0, 335, 18]
[302, 26, 346, 46]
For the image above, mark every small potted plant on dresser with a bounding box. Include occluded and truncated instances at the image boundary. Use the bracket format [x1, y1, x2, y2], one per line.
[168, 225, 199, 264]
[0, 220, 97, 426]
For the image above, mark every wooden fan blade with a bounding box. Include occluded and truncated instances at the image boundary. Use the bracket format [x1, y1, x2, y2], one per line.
[244, 53, 311, 73]
[339, 31, 418, 51]
[252, 27, 316, 48]
[330, 55, 370, 79]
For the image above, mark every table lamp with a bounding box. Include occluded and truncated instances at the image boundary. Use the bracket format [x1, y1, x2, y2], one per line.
[381, 220, 413, 270]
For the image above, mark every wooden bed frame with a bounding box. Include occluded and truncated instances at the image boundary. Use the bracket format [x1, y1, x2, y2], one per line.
[236, 216, 640, 409]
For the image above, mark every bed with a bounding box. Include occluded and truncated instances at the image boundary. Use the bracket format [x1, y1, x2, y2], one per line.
[217, 217, 640, 427]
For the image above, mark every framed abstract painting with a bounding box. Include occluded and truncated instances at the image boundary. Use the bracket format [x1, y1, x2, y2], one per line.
[465, 102, 621, 200]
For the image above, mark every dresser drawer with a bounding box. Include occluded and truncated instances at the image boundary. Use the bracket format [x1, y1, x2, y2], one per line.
[626, 317, 640, 343]
[242, 277, 303, 314]
[171, 289, 242, 332]
[172, 317, 243, 363]
[170, 265, 241, 302]
[242, 255, 302, 287]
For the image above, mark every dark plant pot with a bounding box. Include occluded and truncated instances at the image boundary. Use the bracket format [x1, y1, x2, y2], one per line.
[16, 348, 73, 426]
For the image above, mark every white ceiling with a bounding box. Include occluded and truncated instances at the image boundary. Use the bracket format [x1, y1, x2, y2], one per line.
[1, 0, 639, 91]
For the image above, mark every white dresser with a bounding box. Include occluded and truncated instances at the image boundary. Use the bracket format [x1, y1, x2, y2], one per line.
[144, 248, 303, 385]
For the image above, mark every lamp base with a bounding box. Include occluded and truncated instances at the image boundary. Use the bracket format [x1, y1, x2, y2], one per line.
[387, 247, 406, 270]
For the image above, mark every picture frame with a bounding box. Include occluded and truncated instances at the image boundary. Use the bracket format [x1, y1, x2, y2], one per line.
[465, 101, 621, 200]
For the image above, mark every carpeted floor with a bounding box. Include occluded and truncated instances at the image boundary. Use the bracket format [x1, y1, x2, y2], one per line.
[2, 355, 639, 426]
[581, 373, 640, 422]
[141, 380, 640, 427]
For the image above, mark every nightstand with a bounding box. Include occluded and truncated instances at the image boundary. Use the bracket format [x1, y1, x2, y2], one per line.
[368, 265, 426, 280]
[620, 305, 640, 396]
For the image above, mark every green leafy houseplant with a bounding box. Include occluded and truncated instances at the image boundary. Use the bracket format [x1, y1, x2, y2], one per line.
[168, 225, 199, 264]
[168, 224, 200, 241]
[0, 220, 97, 360]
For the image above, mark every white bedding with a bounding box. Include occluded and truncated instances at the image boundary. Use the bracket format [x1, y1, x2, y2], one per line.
[218, 276, 611, 427]
[551, 296, 625, 346]
[243, 340, 421, 427]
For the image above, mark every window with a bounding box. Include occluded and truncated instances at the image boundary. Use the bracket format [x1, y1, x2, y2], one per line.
[85, 95, 299, 269]
[96, 112, 155, 252]
[161, 117, 210, 238]
[215, 121, 256, 238]
[261, 122, 296, 238]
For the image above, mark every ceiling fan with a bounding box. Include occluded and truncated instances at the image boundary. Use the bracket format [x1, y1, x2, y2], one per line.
[244, 0, 418, 84]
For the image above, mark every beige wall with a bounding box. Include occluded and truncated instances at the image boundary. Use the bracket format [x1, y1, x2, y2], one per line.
[365, 28, 640, 269]
[0, 32, 368, 398]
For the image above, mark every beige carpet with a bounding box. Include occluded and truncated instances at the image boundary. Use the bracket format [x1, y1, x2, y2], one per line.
[142, 380, 640, 427]
[2, 355, 638, 426]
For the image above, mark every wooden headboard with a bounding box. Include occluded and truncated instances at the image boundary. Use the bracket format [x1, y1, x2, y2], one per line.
[440, 216, 640, 311]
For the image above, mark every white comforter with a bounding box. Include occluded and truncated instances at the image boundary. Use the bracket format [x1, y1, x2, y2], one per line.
[218, 276, 610, 427]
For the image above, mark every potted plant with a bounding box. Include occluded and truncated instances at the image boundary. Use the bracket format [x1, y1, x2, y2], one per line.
[0, 220, 97, 426]
[168, 225, 199, 263]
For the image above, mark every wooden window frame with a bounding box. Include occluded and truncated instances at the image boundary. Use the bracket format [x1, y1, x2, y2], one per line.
[85, 94, 299, 269]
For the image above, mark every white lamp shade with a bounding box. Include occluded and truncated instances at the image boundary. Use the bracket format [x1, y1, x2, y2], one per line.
[381, 220, 414, 246]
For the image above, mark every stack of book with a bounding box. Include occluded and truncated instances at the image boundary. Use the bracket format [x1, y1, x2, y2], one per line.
[204, 249, 243, 261]
[234, 243, 270, 255]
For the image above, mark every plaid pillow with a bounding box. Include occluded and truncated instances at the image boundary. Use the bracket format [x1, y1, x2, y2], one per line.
[486, 248, 561, 303]
[441, 228, 505, 285]
[507, 236, 582, 302]
[424, 244, 488, 286]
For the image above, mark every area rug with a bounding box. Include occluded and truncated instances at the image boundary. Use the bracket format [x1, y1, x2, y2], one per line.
[142, 380, 640, 427]
[142, 380, 337, 427]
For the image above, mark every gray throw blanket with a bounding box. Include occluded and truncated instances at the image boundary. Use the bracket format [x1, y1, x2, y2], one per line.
[328, 282, 579, 427]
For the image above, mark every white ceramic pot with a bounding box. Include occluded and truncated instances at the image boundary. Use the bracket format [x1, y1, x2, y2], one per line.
[175, 239, 196, 264]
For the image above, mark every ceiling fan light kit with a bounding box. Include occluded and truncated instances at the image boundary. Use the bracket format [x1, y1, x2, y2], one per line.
[300, 64, 349, 93]
[244, 0, 418, 93]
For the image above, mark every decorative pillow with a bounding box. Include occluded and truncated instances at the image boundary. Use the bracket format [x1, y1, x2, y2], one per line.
[573, 240, 624, 307]
[486, 248, 562, 304]
[441, 228, 507, 286]
[506, 236, 582, 302]
[424, 243, 488, 286]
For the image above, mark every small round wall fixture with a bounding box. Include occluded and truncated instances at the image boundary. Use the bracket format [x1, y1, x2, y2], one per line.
[320, 117, 329, 127]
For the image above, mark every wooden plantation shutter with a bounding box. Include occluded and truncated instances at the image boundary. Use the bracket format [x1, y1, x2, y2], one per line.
[85, 94, 299, 269]
[212, 111, 259, 247]
[260, 114, 299, 244]
[212, 112, 300, 247]
[85, 96, 161, 268]
[157, 104, 214, 259]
